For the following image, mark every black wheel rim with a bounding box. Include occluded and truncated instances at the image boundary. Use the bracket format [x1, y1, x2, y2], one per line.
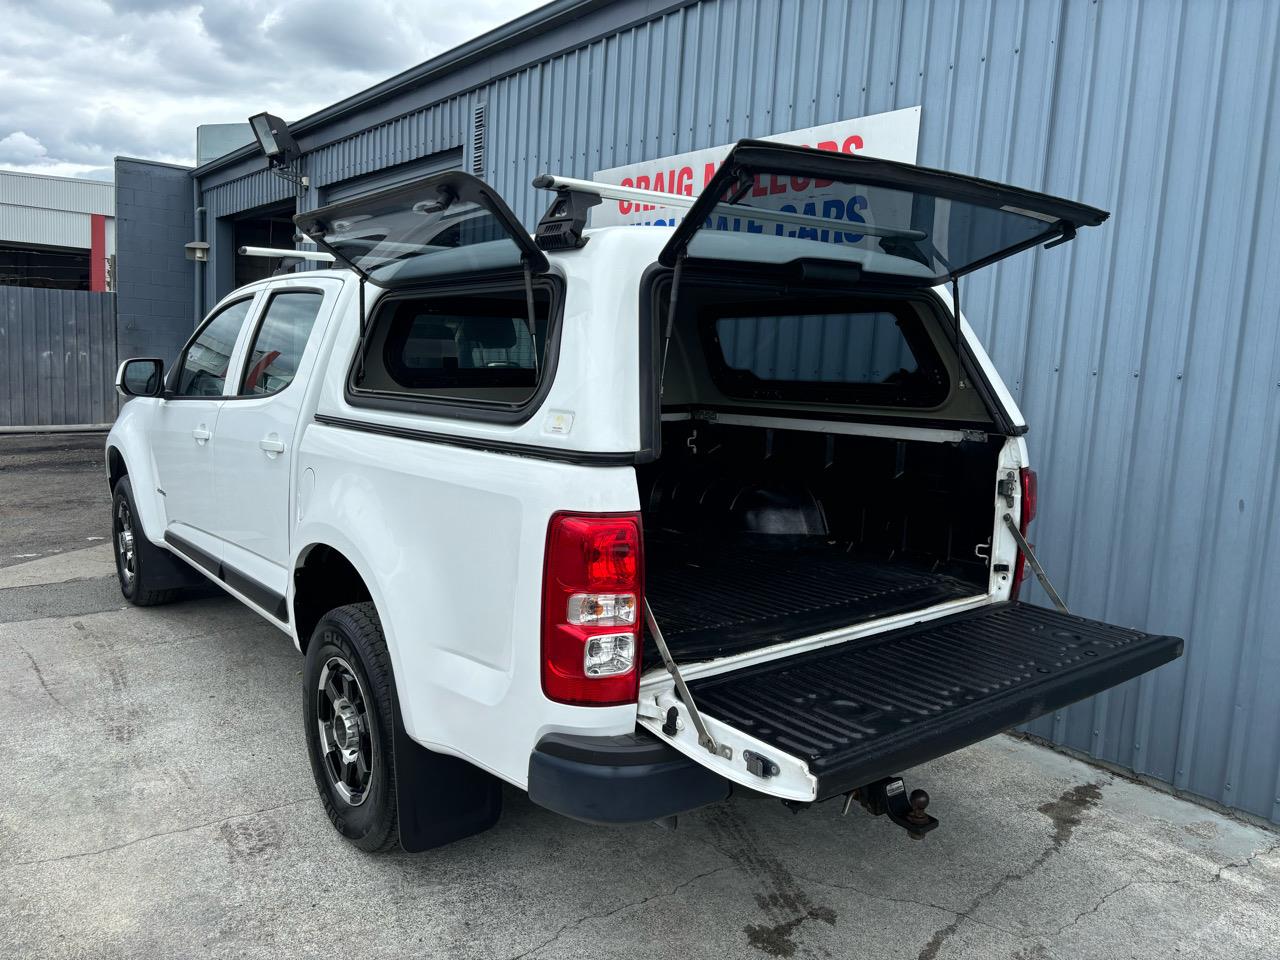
[316, 656, 374, 806]
[114, 498, 136, 588]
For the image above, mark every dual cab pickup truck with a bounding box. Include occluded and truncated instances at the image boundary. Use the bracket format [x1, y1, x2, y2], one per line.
[107, 142, 1182, 853]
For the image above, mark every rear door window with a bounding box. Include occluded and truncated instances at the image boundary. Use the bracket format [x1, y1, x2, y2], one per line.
[238, 291, 325, 396]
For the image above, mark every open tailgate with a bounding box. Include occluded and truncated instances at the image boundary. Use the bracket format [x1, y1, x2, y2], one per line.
[639, 602, 1181, 801]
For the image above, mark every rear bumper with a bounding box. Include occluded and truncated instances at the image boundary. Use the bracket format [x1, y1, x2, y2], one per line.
[528, 730, 731, 824]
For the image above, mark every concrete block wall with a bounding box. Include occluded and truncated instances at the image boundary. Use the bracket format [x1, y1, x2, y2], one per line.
[113, 158, 195, 365]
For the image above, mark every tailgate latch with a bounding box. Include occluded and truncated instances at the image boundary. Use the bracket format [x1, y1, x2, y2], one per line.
[843, 777, 939, 839]
[743, 750, 779, 779]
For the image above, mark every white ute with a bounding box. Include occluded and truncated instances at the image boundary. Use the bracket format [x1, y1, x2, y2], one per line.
[106, 143, 1182, 852]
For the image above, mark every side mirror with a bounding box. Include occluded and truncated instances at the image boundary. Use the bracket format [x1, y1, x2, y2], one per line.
[116, 358, 165, 398]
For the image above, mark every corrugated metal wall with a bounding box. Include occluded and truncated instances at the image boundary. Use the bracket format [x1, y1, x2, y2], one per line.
[0, 170, 115, 252]
[474, 0, 1280, 824]
[190, 0, 1280, 822]
[0, 288, 116, 426]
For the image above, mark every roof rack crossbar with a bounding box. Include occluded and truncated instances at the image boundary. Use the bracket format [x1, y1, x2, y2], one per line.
[237, 245, 336, 263]
[531, 174, 926, 241]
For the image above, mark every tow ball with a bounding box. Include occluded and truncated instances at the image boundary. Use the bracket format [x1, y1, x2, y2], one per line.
[842, 776, 938, 839]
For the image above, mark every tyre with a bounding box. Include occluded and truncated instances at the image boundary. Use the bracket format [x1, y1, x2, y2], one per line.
[111, 475, 178, 606]
[303, 602, 399, 852]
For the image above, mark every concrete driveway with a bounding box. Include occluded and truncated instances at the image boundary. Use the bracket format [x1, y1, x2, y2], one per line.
[2, 434, 1277, 960]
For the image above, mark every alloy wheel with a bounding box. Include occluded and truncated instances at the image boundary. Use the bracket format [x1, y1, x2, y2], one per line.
[316, 656, 374, 806]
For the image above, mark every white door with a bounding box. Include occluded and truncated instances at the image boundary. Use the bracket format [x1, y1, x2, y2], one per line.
[211, 282, 336, 609]
[151, 295, 258, 557]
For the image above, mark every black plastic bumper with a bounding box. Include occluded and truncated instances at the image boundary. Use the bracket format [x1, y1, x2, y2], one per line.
[528, 730, 731, 824]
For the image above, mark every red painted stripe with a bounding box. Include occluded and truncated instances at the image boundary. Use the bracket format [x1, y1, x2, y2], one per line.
[89, 213, 107, 291]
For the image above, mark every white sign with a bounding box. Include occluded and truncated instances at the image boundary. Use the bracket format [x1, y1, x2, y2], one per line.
[591, 106, 921, 227]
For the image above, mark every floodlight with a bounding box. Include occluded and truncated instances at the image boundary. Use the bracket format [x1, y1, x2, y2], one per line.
[248, 112, 299, 165]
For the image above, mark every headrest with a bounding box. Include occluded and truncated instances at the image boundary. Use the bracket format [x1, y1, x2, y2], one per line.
[464, 315, 519, 349]
[411, 319, 457, 342]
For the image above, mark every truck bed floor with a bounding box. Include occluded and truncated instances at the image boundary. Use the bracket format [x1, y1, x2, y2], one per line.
[644, 533, 979, 668]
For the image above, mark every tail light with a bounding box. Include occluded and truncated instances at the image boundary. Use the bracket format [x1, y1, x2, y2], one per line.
[541, 512, 644, 705]
[1011, 467, 1037, 597]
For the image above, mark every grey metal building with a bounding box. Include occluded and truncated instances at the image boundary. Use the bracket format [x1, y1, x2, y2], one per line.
[111, 0, 1280, 824]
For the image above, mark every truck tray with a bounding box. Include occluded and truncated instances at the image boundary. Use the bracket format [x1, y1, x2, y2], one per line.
[644, 534, 978, 668]
[684, 602, 1182, 799]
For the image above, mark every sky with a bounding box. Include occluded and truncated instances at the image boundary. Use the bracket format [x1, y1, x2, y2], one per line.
[0, 0, 547, 180]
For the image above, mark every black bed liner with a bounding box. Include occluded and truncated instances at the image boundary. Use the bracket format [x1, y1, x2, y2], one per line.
[643, 533, 980, 668]
[684, 602, 1182, 800]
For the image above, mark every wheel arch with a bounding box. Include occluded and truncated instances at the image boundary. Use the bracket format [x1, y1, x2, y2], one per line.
[103, 431, 166, 547]
[292, 541, 377, 652]
[107, 444, 127, 492]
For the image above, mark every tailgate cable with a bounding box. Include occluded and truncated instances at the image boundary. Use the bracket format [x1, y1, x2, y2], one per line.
[1001, 514, 1070, 614]
[644, 599, 732, 759]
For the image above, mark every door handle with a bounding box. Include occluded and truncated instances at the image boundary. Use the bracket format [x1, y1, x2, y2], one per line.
[192, 426, 212, 443]
[259, 436, 286, 455]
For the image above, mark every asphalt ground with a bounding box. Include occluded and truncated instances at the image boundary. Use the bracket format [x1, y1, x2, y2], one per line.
[1, 433, 1277, 959]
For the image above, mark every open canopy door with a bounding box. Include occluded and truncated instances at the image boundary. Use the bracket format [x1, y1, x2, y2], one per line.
[658, 141, 1108, 282]
[295, 171, 548, 287]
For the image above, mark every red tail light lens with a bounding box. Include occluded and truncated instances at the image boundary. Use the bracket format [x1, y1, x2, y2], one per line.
[1020, 467, 1038, 529]
[1012, 467, 1038, 595]
[542, 512, 644, 706]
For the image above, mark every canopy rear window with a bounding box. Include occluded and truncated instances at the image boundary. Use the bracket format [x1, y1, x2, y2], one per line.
[295, 172, 547, 286]
[660, 142, 1108, 283]
[702, 297, 948, 407]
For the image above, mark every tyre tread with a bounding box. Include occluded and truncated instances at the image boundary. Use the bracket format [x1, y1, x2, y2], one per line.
[306, 602, 400, 853]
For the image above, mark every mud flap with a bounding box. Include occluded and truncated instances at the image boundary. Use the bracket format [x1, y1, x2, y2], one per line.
[143, 536, 209, 590]
[394, 704, 503, 853]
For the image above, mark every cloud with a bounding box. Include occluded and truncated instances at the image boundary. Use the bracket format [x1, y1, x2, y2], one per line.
[0, 0, 547, 178]
[0, 131, 48, 163]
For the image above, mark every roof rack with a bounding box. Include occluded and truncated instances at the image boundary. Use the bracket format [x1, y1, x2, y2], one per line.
[533, 174, 697, 213]
[531, 173, 924, 243]
[237, 246, 336, 263]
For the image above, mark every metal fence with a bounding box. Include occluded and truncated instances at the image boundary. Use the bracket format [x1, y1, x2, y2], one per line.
[0, 287, 117, 427]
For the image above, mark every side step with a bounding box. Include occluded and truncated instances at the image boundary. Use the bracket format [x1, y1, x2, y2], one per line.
[684, 601, 1183, 800]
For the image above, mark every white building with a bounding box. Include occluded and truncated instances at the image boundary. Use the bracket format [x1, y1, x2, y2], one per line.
[0, 170, 114, 291]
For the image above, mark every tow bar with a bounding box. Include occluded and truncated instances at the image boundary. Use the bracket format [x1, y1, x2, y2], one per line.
[842, 777, 939, 839]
